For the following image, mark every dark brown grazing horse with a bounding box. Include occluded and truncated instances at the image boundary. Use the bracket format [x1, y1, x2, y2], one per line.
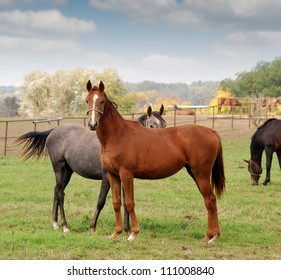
[244, 118, 281, 185]
[86, 81, 225, 243]
[218, 97, 243, 113]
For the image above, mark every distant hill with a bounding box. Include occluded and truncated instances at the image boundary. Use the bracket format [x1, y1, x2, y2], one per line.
[124, 80, 220, 105]
[0, 85, 15, 95]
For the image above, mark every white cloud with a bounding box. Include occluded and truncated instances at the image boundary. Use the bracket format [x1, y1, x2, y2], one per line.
[0, 9, 97, 37]
[256, 31, 281, 46]
[214, 45, 258, 60]
[90, 0, 281, 30]
[142, 53, 197, 69]
[226, 32, 247, 42]
[0, 35, 80, 52]
[0, 0, 67, 7]
[0, 0, 36, 6]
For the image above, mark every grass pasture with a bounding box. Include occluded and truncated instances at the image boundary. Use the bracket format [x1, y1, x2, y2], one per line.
[0, 121, 280, 260]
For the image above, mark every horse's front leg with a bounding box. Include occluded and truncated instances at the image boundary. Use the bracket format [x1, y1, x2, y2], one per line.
[107, 173, 123, 239]
[90, 170, 110, 233]
[263, 149, 273, 185]
[120, 170, 139, 241]
[122, 188, 131, 235]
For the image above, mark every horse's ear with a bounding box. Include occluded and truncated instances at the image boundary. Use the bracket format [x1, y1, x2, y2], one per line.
[86, 80, 92, 91]
[147, 106, 152, 117]
[99, 81, 105, 92]
[243, 159, 250, 164]
[160, 104, 164, 115]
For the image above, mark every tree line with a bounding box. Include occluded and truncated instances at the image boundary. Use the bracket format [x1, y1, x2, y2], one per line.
[2, 57, 281, 118]
[219, 56, 281, 98]
[1, 68, 220, 118]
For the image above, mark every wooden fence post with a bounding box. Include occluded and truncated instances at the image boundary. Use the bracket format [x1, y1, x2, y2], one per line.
[212, 106, 215, 129]
[231, 106, 234, 129]
[4, 121, 8, 156]
[173, 106, 177, 126]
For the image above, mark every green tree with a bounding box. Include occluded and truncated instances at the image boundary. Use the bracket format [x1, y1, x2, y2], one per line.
[221, 57, 281, 98]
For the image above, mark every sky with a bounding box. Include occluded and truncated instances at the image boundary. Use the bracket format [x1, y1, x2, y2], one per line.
[1, 0, 281, 86]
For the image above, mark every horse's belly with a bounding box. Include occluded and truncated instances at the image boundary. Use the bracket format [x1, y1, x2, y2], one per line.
[134, 162, 184, 179]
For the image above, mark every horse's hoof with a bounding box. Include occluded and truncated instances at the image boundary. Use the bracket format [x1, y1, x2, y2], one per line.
[208, 235, 219, 244]
[202, 234, 219, 244]
[127, 233, 136, 241]
[109, 232, 120, 239]
[63, 226, 70, 233]
[53, 222, 59, 230]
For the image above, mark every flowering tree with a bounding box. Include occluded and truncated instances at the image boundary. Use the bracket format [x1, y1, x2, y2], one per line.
[17, 68, 127, 118]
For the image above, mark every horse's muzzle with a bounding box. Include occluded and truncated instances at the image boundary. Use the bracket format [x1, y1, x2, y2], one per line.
[88, 121, 98, 131]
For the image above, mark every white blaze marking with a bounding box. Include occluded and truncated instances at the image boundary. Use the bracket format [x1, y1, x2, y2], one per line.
[91, 93, 98, 125]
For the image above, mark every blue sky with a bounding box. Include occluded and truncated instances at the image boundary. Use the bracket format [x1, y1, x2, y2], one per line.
[1, 0, 281, 86]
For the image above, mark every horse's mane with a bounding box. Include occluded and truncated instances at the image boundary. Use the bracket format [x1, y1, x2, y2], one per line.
[251, 118, 277, 143]
[110, 99, 118, 109]
[138, 114, 147, 123]
[103, 90, 118, 109]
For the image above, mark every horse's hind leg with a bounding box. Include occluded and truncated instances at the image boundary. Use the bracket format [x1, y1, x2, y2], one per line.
[199, 178, 220, 243]
[120, 170, 139, 241]
[186, 166, 220, 243]
[52, 162, 73, 232]
[276, 151, 281, 169]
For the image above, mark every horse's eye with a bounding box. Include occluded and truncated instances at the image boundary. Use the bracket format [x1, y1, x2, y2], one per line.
[86, 100, 88, 104]
[101, 100, 104, 104]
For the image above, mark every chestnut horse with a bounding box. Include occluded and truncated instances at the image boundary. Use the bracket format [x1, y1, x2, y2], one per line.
[218, 97, 243, 113]
[16, 107, 166, 234]
[86, 81, 225, 243]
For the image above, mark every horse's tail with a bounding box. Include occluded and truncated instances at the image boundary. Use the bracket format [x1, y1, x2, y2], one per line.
[211, 132, 226, 199]
[15, 129, 54, 160]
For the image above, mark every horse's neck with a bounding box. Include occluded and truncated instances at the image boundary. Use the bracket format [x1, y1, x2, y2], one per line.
[250, 141, 263, 164]
[96, 103, 125, 146]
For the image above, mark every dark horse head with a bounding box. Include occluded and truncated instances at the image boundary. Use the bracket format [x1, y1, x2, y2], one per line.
[243, 159, 263, 185]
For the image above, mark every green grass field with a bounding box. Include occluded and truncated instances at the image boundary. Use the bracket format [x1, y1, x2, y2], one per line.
[0, 126, 280, 260]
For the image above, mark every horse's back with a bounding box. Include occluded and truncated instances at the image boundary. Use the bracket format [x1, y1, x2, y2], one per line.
[264, 119, 281, 145]
[46, 124, 103, 179]
[258, 119, 281, 136]
[104, 123, 220, 179]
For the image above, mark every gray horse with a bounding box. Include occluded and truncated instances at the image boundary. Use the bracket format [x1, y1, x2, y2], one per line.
[16, 106, 166, 233]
